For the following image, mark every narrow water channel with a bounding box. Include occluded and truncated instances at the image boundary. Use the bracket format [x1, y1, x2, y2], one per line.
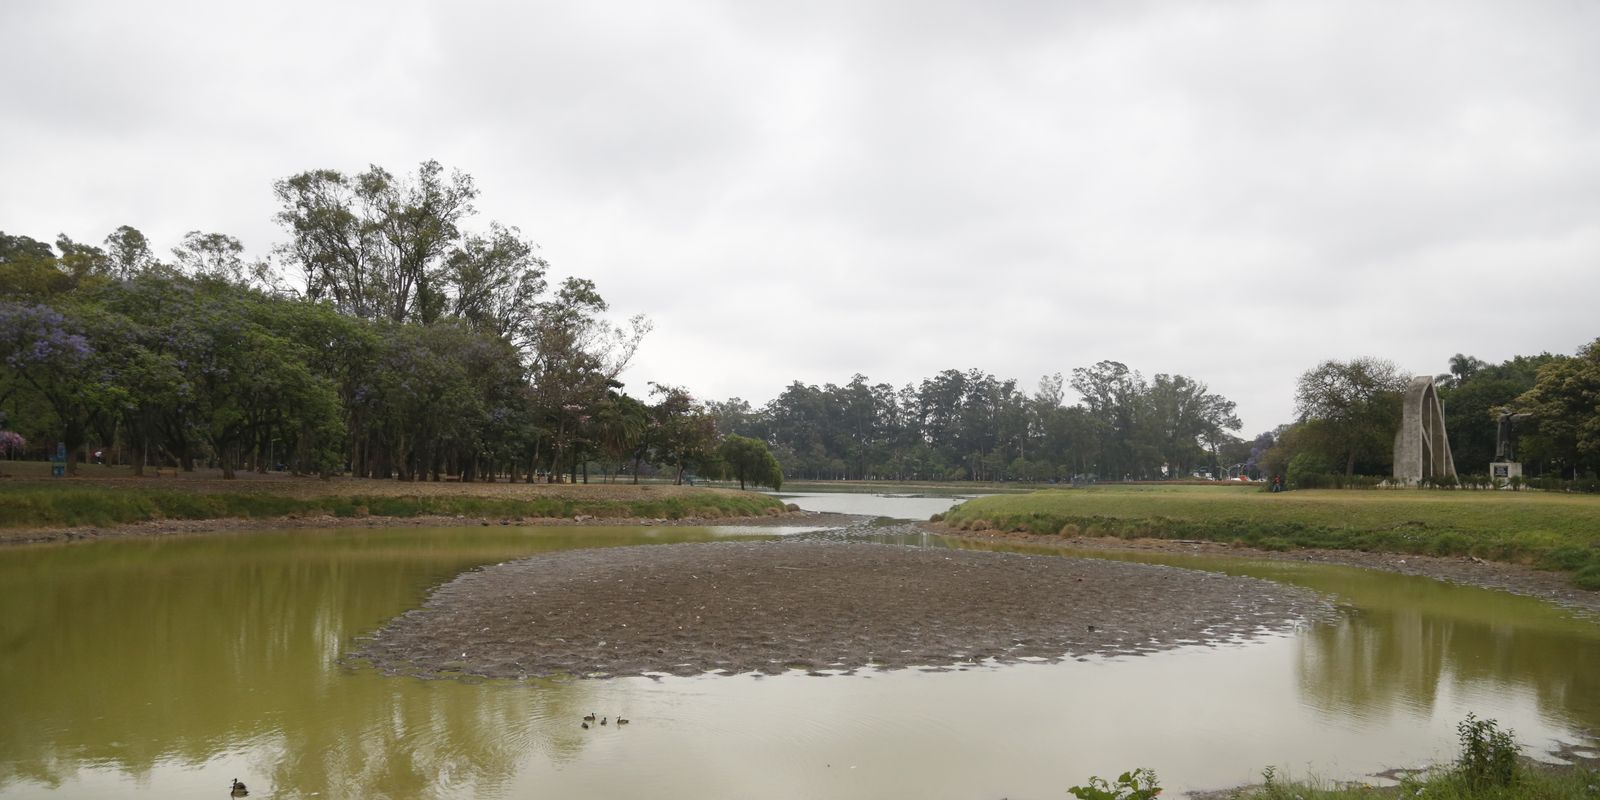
[0, 494, 1595, 798]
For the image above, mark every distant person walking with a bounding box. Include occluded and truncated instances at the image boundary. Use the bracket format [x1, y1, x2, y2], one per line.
[1270, 474, 1283, 493]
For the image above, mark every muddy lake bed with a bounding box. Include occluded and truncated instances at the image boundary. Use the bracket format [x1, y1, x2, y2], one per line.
[2, 492, 1599, 798]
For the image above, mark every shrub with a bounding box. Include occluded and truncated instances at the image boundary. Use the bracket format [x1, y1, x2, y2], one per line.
[1528, 475, 1600, 494]
[1290, 471, 1332, 490]
[1574, 564, 1600, 591]
[1455, 713, 1519, 791]
[1067, 768, 1162, 800]
[1290, 472, 1383, 490]
[1430, 533, 1470, 557]
[1541, 545, 1594, 571]
[1287, 451, 1335, 483]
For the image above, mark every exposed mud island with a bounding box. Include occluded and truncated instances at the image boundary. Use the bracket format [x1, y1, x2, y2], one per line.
[351, 540, 1335, 680]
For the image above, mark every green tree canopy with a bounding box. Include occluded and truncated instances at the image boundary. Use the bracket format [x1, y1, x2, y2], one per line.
[1293, 357, 1409, 476]
[719, 434, 783, 490]
[1516, 339, 1600, 478]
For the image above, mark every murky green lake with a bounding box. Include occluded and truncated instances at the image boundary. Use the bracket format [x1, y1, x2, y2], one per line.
[2, 495, 1597, 798]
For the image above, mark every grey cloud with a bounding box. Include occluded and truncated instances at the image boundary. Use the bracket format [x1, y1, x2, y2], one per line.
[3, 0, 1597, 434]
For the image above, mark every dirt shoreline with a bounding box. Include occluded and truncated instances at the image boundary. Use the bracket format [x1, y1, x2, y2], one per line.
[349, 540, 1336, 680]
[943, 527, 1600, 617]
[0, 510, 854, 546]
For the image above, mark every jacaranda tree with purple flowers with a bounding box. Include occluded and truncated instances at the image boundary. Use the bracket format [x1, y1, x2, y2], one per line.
[0, 429, 23, 477]
[0, 301, 109, 475]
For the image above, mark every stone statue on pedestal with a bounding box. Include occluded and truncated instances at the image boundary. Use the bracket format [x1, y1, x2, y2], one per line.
[1494, 408, 1531, 462]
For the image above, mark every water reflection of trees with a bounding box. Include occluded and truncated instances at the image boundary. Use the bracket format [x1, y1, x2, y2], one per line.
[1027, 549, 1600, 732]
[1297, 596, 1600, 730]
[0, 531, 637, 797]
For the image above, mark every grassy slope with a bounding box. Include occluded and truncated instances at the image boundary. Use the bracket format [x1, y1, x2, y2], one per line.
[942, 485, 1600, 586]
[0, 473, 785, 529]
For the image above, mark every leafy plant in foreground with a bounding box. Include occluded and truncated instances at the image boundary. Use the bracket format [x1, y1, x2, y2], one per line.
[1455, 713, 1519, 791]
[1068, 767, 1162, 799]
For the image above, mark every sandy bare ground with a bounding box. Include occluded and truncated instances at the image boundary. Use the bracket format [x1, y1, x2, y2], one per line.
[348, 540, 1335, 680]
[950, 529, 1600, 617]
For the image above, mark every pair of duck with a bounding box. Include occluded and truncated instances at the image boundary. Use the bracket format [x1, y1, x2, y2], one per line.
[581, 712, 629, 729]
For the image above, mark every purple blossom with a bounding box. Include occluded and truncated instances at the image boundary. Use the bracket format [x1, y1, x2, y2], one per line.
[0, 302, 92, 370]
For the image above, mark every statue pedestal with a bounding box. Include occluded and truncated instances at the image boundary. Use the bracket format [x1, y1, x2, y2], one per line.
[1490, 462, 1522, 484]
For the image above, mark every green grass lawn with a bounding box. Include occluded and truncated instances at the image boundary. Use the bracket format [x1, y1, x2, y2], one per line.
[941, 485, 1600, 587]
[0, 477, 786, 531]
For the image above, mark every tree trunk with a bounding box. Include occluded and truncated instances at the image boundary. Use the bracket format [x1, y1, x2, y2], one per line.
[63, 418, 86, 477]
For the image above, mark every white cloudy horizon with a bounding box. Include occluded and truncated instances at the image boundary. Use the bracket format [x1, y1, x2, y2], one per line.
[4, 0, 1597, 435]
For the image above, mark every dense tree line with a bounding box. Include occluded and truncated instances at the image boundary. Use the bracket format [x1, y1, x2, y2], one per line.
[709, 363, 1245, 482]
[0, 162, 739, 484]
[5, 161, 1589, 490]
[721, 343, 1598, 486]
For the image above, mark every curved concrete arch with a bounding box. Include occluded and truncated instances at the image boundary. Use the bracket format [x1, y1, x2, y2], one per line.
[1393, 376, 1456, 483]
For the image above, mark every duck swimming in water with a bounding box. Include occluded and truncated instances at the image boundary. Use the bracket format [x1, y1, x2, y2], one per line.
[583, 712, 596, 722]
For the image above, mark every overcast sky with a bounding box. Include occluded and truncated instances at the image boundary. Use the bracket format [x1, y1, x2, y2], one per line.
[4, 0, 1597, 434]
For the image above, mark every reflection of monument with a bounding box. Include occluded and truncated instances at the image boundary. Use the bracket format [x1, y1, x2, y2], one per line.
[1393, 376, 1456, 484]
[1491, 407, 1530, 482]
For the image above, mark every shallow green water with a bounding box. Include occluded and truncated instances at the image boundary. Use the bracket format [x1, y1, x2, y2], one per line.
[953, 539, 1600, 729]
[1, 523, 1597, 798]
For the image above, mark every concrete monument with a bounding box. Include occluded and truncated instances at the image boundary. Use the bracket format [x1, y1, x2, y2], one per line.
[1392, 376, 1456, 484]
